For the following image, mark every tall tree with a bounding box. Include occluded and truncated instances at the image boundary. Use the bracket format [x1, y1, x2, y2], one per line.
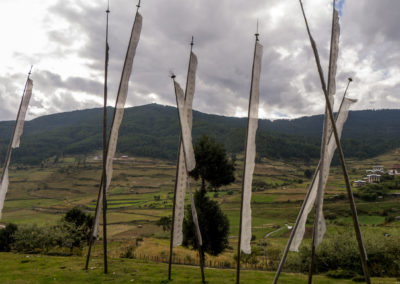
[182, 189, 229, 257]
[190, 135, 235, 191]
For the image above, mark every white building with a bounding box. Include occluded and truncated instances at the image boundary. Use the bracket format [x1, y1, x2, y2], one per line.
[388, 164, 400, 175]
[367, 174, 381, 183]
[372, 165, 384, 172]
[353, 180, 367, 188]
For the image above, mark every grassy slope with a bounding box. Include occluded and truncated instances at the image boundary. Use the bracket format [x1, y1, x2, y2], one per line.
[0, 253, 397, 284]
[0, 150, 399, 282]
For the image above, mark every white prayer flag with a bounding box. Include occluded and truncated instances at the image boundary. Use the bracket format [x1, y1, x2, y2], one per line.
[93, 12, 142, 238]
[174, 81, 196, 172]
[0, 169, 9, 219]
[12, 79, 33, 148]
[313, 8, 340, 247]
[173, 52, 197, 246]
[290, 97, 357, 251]
[173, 75, 203, 245]
[0, 78, 33, 219]
[240, 42, 263, 254]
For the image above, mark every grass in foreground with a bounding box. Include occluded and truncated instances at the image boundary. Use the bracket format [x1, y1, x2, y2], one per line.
[0, 253, 397, 284]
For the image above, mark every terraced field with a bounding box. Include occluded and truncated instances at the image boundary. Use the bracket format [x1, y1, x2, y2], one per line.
[1, 149, 400, 281]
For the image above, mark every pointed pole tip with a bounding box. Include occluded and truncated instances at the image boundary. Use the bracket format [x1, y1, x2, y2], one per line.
[255, 20, 260, 41]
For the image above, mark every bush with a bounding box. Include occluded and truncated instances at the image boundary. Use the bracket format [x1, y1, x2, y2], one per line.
[156, 216, 172, 232]
[13, 225, 55, 253]
[0, 223, 18, 252]
[11, 208, 94, 254]
[120, 245, 137, 259]
[356, 184, 388, 201]
[304, 169, 313, 179]
[292, 231, 400, 277]
[233, 246, 263, 265]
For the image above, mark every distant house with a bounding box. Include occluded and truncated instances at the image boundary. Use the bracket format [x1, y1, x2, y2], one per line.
[388, 164, 400, 175]
[353, 180, 366, 188]
[366, 165, 384, 175]
[373, 165, 384, 172]
[367, 174, 381, 183]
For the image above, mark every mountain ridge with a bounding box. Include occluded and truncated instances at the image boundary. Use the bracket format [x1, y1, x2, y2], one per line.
[1, 103, 400, 164]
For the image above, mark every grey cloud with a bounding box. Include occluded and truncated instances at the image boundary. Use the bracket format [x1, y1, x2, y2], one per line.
[1, 0, 399, 121]
[0, 73, 30, 121]
[33, 70, 103, 96]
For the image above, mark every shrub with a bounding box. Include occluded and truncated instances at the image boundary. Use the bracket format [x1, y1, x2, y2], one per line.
[293, 231, 400, 277]
[13, 225, 55, 253]
[11, 209, 94, 254]
[0, 223, 18, 252]
[120, 245, 137, 259]
[156, 216, 172, 232]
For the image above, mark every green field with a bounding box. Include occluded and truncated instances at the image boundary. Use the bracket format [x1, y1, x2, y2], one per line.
[0, 253, 397, 284]
[1, 150, 400, 282]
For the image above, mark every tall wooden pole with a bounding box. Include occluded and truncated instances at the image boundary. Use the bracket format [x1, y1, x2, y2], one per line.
[171, 77, 206, 283]
[171, 58, 206, 282]
[168, 139, 181, 280]
[298, 1, 371, 282]
[85, 0, 142, 272]
[236, 31, 259, 284]
[308, 1, 337, 281]
[168, 37, 195, 281]
[307, 80, 353, 284]
[102, 0, 110, 274]
[84, 1, 110, 271]
[169, 37, 204, 282]
[85, 178, 103, 270]
[272, 77, 352, 284]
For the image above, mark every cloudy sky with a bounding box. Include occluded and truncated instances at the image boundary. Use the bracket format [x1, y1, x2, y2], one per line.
[0, 0, 399, 121]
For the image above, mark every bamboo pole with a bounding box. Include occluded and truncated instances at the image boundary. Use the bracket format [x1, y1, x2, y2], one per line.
[168, 37, 195, 281]
[308, 1, 338, 281]
[298, 1, 371, 282]
[272, 77, 352, 283]
[85, 0, 142, 271]
[236, 30, 260, 284]
[85, 1, 110, 271]
[171, 63, 206, 282]
[168, 139, 181, 280]
[102, 1, 110, 274]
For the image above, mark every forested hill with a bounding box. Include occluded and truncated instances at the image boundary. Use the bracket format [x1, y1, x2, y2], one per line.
[1, 104, 400, 165]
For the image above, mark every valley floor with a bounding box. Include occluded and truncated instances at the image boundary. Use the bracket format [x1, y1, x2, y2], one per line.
[1, 150, 400, 282]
